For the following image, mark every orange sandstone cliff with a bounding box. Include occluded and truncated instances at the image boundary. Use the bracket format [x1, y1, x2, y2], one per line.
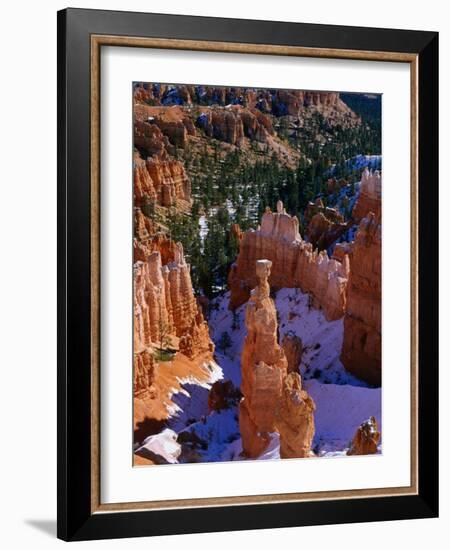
[228, 201, 349, 321]
[339, 170, 382, 385]
[134, 241, 213, 358]
[133, 234, 217, 434]
[340, 212, 381, 385]
[352, 169, 382, 223]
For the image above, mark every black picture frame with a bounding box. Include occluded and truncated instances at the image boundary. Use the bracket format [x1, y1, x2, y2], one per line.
[57, 8, 438, 541]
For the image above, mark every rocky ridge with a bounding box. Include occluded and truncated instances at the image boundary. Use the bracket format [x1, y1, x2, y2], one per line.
[134, 83, 360, 127]
[228, 201, 350, 321]
[133, 234, 217, 436]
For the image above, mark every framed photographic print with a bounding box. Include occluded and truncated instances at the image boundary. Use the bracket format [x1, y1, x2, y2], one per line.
[57, 8, 439, 541]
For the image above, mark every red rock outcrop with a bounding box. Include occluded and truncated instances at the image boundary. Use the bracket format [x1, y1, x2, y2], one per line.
[281, 333, 303, 374]
[246, 89, 357, 120]
[332, 242, 353, 262]
[304, 199, 349, 251]
[134, 82, 161, 105]
[341, 212, 381, 385]
[134, 120, 171, 159]
[258, 89, 359, 126]
[306, 212, 349, 251]
[276, 372, 316, 458]
[347, 416, 380, 455]
[134, 349, 155, 397]
[197, 105, 274, 145]
[133, 235, 218, 433]
[134, 156, 192, 209]
[135, 104, 196, 148]
[228, 201, 349, 320]
[134, 106, 193, 210]
[239, 260, 288, 458]
[134, 240, 213, 360]
[160, 86, 355, 119]
[352, 169, 382, 223]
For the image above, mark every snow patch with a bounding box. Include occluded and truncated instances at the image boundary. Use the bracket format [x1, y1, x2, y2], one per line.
[137, 428, 182, 464]
[178, 407, 241, 463]
[305, 379, 381, 454]
[274, 288, 368, 387]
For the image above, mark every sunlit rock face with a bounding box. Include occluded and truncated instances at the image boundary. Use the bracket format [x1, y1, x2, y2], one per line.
[239, 260, 288, 458]
[276, 372, 316, 459]
[347, 416, 380, 455]
[134, 156, 192, 209]
[133, 234, 217, 437]
[352, 169, 382, 223]
[134, 104, 193, 210]
[134, 104, 196, 148]
[134, 239, 213, 360]
[228, 201, 349, 321]
[195, 105, 274, 146]
[134, 349, 155, 397]
[341, 212, 381, 385]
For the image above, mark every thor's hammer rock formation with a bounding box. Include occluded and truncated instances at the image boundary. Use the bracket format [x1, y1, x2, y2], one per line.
[239, 259, 315, 459]
[239, 259, 288, 458]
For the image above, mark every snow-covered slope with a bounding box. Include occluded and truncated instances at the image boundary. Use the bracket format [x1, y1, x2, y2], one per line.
[136, 429, 182, 464]
[328, 154, 382, 176]
[155, 287, 381, 463]
[208, 292, 248, 386]
[274, 288, 367, 386]
[305, 380, 381, 454]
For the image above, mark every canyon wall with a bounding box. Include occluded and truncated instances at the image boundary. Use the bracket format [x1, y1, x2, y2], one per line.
[135, 104, 196, 148]
[134, 84, 359, 127]
[339, 169, 382, 385]
[228, 201, 349, 321]
[340, 212, 381, 385]
[134, 239, 213, 360]
[197, 105, 274, 145]
[133, 235, 216, 434]
[134, 156, 192, 209]
[134, 104, 193, 210]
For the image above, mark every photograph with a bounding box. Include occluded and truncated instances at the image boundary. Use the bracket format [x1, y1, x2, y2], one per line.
[132, 82, 382, 465]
